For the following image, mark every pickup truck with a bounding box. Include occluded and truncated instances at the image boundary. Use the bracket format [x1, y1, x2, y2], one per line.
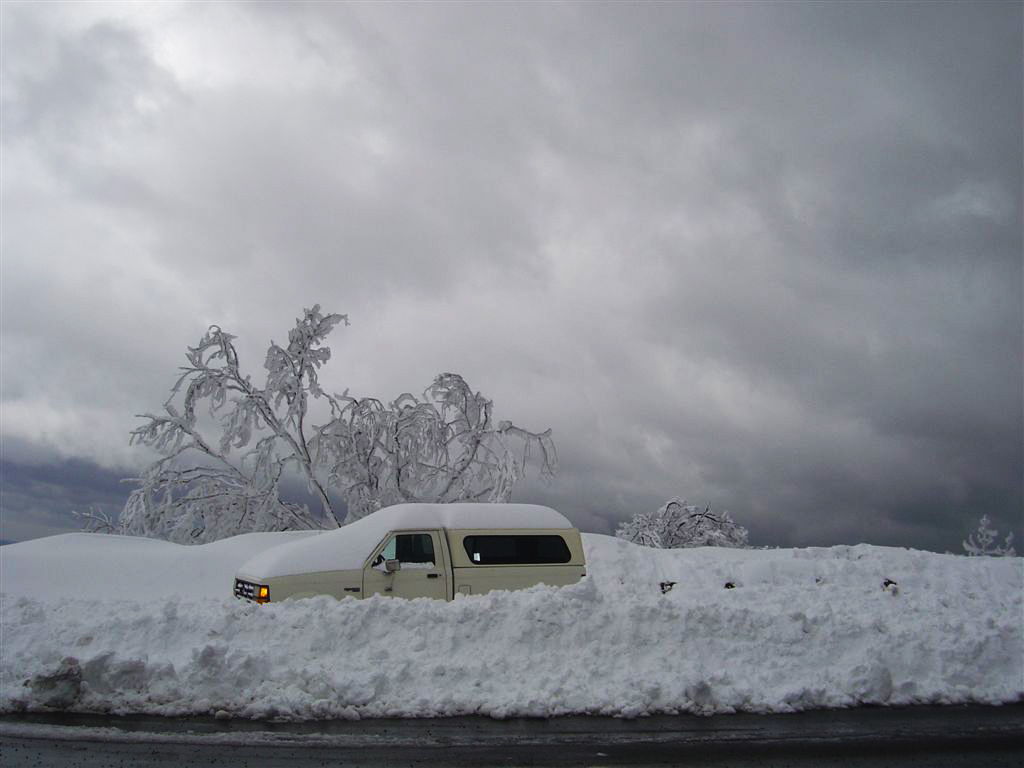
[233, 502, 586, 603]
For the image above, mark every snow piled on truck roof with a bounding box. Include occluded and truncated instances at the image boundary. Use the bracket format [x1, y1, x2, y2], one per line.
[1, 530, 1021, 719]
[239, 503, 574, 579]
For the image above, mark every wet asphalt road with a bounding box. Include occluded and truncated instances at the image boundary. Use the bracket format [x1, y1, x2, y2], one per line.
[1, 704, 1021, 767]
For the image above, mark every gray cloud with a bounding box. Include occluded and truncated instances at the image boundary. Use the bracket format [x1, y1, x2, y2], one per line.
[0, 456, 129, 541]
[1, 2, 1020, 551]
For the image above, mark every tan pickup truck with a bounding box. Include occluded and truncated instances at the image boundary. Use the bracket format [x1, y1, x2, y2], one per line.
[233, 502, 586, 603]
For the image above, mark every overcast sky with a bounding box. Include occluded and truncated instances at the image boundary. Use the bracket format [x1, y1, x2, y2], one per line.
[2, 2, 1021, 552]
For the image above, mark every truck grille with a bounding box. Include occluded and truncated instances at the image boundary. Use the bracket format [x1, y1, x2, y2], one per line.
[234, 578, 260, 601]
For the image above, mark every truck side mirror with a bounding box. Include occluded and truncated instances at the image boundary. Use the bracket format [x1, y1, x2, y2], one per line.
[385, 558, 401, 574]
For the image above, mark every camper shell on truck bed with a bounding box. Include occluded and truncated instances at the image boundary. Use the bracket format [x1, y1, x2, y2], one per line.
[234, 503, 586, 603]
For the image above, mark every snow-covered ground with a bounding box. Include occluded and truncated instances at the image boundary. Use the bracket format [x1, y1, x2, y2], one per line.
[1, 532, 1021, 719]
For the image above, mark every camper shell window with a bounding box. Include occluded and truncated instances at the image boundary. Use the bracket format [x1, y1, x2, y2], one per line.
[462, 535, 572, 565]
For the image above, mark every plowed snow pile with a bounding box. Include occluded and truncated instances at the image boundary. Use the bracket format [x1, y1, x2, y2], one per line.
[1, 532, 1021, 718]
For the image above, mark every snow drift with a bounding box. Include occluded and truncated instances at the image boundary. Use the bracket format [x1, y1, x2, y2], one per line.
[1, 532, 1021, 719]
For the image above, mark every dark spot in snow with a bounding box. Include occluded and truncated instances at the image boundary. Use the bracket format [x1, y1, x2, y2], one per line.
[724, 582, 736, 589]
[659, 581, 676, 594]
[29, 656, 82, 709]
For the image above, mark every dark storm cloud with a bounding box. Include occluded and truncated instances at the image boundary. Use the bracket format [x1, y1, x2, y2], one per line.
[1, 2, 1020, 550]
[484, 2, 1023, 550]
[0, 457, 129, 542]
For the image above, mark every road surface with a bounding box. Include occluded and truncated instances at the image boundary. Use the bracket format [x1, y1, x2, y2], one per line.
[1, 704, 1021, 766]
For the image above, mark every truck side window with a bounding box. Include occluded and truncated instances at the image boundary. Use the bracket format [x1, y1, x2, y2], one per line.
[375, 533, 436, 566]
[462, 535, 572, 565]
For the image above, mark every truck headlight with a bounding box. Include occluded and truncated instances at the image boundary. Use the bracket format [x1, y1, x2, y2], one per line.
[257, 585, 270, 602]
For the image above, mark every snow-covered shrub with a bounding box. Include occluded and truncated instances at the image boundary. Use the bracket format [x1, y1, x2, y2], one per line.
[963, 515, 1016, 557]
[71, 506, 115, 534]
[120, 305, 556, 543]
[616, 498, 749, 549]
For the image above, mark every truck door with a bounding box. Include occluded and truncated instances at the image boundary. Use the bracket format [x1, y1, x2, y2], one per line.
[363, 530, 448, 599]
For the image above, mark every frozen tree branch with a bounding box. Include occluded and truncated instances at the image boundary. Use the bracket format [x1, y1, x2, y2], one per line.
[72, 506, 116, 534]
[312, 373, 557, 523]
[118, 305, 556, 542]
[120, 305, 347, 543]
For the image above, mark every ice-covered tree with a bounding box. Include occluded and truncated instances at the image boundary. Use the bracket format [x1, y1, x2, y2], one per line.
[120, 305, 556, 542]
[121, 306, 347, 543]
[616, 498, 749, 549]
[310, 373, 557, 523]
[962, 515, 1016, 557]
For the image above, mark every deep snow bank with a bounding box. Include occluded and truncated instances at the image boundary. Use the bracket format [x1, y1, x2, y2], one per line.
[0, 531, 319, 601]
[1, 532, 1021, 718]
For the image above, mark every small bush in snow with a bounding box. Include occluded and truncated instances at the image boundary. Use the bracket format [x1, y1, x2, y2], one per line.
[616, 498, 749, 549]
[962, 515, 1016, 557]
[71, 506, 115, 534]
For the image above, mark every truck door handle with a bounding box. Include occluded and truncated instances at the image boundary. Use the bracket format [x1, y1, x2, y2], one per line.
[427, 573, 439, 579]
